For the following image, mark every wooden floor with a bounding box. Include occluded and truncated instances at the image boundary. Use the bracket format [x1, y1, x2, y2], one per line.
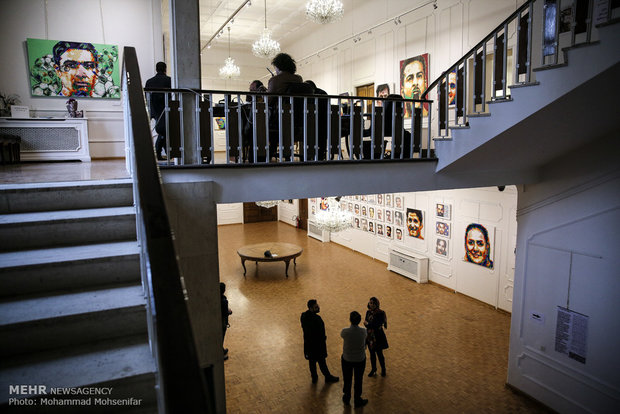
[218, 221, 553, 414]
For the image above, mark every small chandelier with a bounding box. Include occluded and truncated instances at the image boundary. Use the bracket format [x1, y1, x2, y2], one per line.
[305, 0, 344, 24]
[252, 0, 280, 58]
[314, 197, 352, 233]
[256, 200, 280, 208]
[220, 27, 240, 79]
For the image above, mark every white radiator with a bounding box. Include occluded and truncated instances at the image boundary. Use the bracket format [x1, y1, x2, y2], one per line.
[387, 247, 428, 283]
[307, 220, 330, 242]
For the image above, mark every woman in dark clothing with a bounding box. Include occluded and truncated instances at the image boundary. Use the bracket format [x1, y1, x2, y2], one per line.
[364, 296, 388, 377]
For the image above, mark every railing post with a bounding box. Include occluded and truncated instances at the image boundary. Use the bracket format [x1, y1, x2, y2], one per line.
[208, 93, 215, 164]
[224, 95, 230, 164]
[195, 93, 201, 164]
[237, 93, 243, 164]
[178, 93, 185, 165]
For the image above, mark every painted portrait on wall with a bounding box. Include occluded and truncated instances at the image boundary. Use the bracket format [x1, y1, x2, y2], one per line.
[436, 238, 449, 257]
[377, 194, 384, 205]
[435, 203, 451, 220]
[320, 197, 329, 211]
[463, 223, 494, 269]
[400, 53, 429, 118]
[362, 218, 368, 231]
[377, 223, 384, 237]
[406, 208, 424, 240]
[448, 69, 457, 105]
[368, 221, 375, 234]
[385, 209, 393, 224]
[436, 221, 451, 238]
[394, 210, 403, 227]
[385, 225, 393, 240]
[395, 227, 404, 242]
[27, 38, 120, 98]
[394, 195, 404, 210]
[354, 217, 360, 229]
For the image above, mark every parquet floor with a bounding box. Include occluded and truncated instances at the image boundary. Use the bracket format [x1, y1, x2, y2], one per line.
[218, 221, 553, 414]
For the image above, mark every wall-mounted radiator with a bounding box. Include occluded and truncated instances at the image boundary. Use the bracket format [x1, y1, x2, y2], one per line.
[387, 247, 429, 283]
[307, 220, 330, 242]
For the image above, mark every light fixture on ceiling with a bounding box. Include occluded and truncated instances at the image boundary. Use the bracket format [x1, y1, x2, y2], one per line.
[252, 0, 280, 58]
[305, 0, 344, 24]
[255, 200, 280, 209]
[219, 27, 240, 79]
[314, 197, 352, 233]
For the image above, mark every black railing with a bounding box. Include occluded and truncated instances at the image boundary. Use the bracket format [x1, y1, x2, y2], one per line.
[122, 47, 212, 413]
[144, 88, 434, 166]
[422, 0, 610, 140]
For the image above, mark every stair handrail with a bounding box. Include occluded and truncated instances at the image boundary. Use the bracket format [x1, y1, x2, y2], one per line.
[122, 46, 212, 413]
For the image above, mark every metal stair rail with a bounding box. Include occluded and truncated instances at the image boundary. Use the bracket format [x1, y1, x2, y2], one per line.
[422, 0, 615, 141]
[122, 47, 212, 413]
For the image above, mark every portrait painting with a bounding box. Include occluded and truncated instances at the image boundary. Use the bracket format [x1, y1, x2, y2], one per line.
[354, 203, 360, 215]
[377, 194, 384, 205]
[348, 202, 353, 212]
[367, 194, 376, 204]
[27, 38, 120, 98]
[361, 205, 367, 217]
[368, 221, 375, 234]
[385, 194, 393, 208]
[435, 221, 451, 238]
[311, 205, 316, 215]
[377, 223, 384, 237]
[463, 223, 494, 269]
[385, 209, 393, 224]
[354, 217, 360, 229]
[400, 53, 429, 117]
[320, 197, 329, 211]
[394, 211, 404, 227]
[435, 203, 451, 220]
[435, 238, 449, 257]
[385, 225, 393, 240]
[406, 208, 424, 240]
[376, 208, 384, 222]
[395, 227, 404, 242]
[361, 219, 368, 232]
[394, 195, 404, 210]
[369, 207, 375, 219]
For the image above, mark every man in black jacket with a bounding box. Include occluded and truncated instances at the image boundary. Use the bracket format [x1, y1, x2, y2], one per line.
[145, 61, 171, 160]
[300, 299, 339, 384]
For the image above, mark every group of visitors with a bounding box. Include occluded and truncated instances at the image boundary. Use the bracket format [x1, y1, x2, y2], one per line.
[300, 297, 389, 408]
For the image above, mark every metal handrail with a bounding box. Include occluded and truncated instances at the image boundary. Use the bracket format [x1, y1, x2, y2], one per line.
[122, 46, 211, 413]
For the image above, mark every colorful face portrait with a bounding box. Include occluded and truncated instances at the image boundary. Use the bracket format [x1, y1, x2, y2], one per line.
[386, 225, 392, 238]
[27, 38, 120, 98]
[396, 228, 403, 241]
[394, 211, 403, 226]
[400, 54, 429, 117]
[354, 204, 360, 215]
[369, 207, 375, 218]
[464, 223, 493, 268]
[362, 206, 367, 217]
[406, 208, 424, 239]
[377, 224, 384, 236]
[448, 70, 457, 105]
[377, 194, 384, 205]
[395, 196, 403, 209]
[320, 198, 329, 211]
[436, 221, 450, 237]
[368, 221, 374, 232]
[386, 210, 392, 223]
[355, 218, 360, 228]
[436, 203, 445, 217]
[436, 238, 448, 256]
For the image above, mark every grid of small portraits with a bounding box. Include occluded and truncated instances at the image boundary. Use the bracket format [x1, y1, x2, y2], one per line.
[346, 194, 405, 242]
[434, 202, 452, 258]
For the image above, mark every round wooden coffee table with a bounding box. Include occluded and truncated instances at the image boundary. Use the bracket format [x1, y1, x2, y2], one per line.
[237, 242, 303, 277]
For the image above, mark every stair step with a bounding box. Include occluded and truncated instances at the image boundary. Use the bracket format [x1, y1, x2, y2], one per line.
[0, 285, 147, 357]
[0, 179, 133, 214]
[0, 241, 140, 297]
[0, 335, 156, 407]
[0, 207, 136, 252]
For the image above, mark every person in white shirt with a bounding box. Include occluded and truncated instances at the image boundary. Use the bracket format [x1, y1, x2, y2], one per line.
[340, 311, 368, 407]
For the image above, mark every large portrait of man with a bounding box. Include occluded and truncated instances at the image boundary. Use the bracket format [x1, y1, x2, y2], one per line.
[400, 53, 429, 118]
[463, 223, 494, 269]
[27, 38, 120, 98]
[406, 208, 424, 240]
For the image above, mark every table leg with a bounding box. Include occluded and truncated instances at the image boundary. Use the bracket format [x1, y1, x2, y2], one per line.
[284, 259, 291, 277]
[294, 257, 297, 266]
[241, 259, 247, 276]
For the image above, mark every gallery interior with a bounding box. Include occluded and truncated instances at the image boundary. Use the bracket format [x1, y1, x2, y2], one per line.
[0, 0, 619, 413]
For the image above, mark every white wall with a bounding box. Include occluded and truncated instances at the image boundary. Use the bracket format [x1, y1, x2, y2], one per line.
[317, 186, 517, 312]
[0, 0, 163, 158]
[277, 199, 299, 227]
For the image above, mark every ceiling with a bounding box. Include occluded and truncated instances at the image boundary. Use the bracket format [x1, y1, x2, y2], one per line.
[198, 0, 318, 54]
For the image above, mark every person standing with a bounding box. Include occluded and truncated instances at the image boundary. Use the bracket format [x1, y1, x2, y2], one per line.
[145, 61, 171, 160]
[220, 282, 232, 361]
[364, 297, 389, 377]
[340, 311, 368, 407]
[300, 299, 339, 384]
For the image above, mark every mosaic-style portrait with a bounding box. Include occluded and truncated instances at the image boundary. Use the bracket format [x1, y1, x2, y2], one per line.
[368, 221, 375, 234]
[394, 211, 404, 227]
[395, 227, 404, 242]
[27, 38, 120, 98]
[385, 194, 393, 208]
[361, 205, 367, 217]
[394, 195, 404, 210]
[436, 203, 452, 220]
[377, 223, 384, 237]
[376, 208, 384, 222]
[369, 207, 375, 219]
[385, 209, 393, 224]
[320, 197, 329, 211]
[354, 204, 360, 215]
[348, 202, 353, 212]
[400, 53, 429, 117]
[406, 208, 424, 240]
[377, 194, 384, 205]
[436, 221, 451, 237]
[354, 217, 360, 229]
[448, 69, 457, 105]
[311, 205, 316, 215]
[436, 238, 448, 257]
[367, 194, 376, 204]
[385, 225, 393, 240]
[463, 223, 494, 269]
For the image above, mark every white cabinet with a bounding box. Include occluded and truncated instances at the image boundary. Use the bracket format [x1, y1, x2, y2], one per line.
[387, 247, 429, 283]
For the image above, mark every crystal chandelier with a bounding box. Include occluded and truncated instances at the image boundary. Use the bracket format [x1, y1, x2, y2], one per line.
[252, 0, 280, 58]
[314, 197, 352, 233]
[219, 27, 240, 79]
[305, 0, 344, 24]
[255, 200, 280, 208]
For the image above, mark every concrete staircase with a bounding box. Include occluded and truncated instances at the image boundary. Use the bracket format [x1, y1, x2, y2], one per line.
[0, 179, 157, 412]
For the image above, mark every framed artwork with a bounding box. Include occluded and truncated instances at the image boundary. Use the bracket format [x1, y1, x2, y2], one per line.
[354, 217, 360, 229]
[320, 198, 329, 211]
[463, 223, 495, 269]
[394, 195, 405, 210]
[385, 194, 393, 208]
[354, 195, 360, 201]
[406, 208, 424, 240]
[361, 205, 367, 217]
[369, 207, 375, 219]
[362, 219, 368, 232]
[310, 198, 316, 205]
[368, 221, 375, 234]
[376, 208, 384, 222]
[400, 53, 429, 117]
[436, 203, 452, 220]
[27, 38, 120, 98]
[354, 203, 360, 215]
[361, 195, 367, 202]
[215, 117, 226, 129]
[394, 210, 404, 227]
[385, 209, 393, 224]
[447, 69, 457, 105]
[367, 194, 376, 204]
[435, 238, 449, 257]
[377, 223, 384, 237]
[377, 194, 384, 205]
[435, 221, 451, 238]
[395, 227, 404, 242]
[348, 202, 353, 212]
[385, 225, 394, 240]
[311, 205, 316, 215]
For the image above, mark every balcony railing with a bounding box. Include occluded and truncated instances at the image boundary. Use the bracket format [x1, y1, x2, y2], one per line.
[144, 88, 434, 166]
